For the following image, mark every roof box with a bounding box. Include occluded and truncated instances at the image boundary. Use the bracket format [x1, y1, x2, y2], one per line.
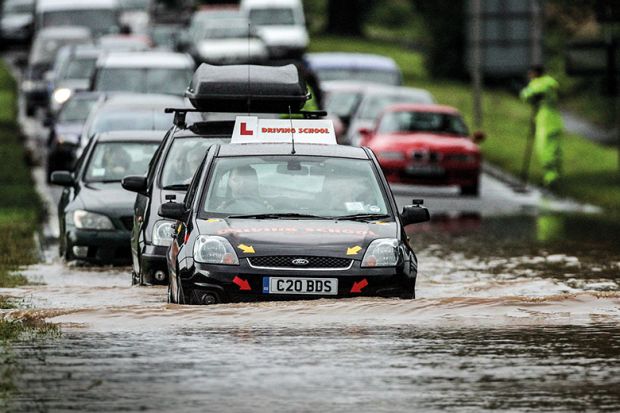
[185, 63, 308, 113]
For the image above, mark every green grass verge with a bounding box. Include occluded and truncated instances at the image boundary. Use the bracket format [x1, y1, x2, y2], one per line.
[0, 59, 51, 408]
[0, 60, 43, 289]
[310, 36, 620, 213]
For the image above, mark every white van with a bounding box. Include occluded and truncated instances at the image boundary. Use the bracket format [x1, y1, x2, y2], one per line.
[241, 0, 308, 59]
[35, 0, 121, 38]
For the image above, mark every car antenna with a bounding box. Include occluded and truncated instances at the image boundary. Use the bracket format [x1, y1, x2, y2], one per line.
[288, 105, 296, 155]
[247, 22, 251, 116]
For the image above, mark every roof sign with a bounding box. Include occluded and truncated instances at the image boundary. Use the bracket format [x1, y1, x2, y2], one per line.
[231, 116, 337, 145]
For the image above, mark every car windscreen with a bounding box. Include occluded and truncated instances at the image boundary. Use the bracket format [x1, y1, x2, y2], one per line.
[249, 8, 296, 26]
[377, 111, 469, 136]
[60, 57, 97, 80]
[41, 10, 118, 34]
[316, 69, 400, 86]
[3, 1, 33, 14]
[83, 141, 159, 183]
[325, 91, 361, 119]
[202, 156, 390, 218]
[94, 68, 192, 95]
[58, 97, 98, 123]
[358, 93, 433, 121]
[159, 137, 229, 189]
[30, 37, 89, 64]
[202, 22, 251, 39]
[90, 110, 173, 135]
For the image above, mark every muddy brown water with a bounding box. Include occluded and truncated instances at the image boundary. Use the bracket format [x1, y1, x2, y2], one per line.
[3, 213, 620, 412]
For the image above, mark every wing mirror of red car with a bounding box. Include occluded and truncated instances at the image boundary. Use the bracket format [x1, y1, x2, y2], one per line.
[358, 127, 373, 146]
[472, 130, 485, 144]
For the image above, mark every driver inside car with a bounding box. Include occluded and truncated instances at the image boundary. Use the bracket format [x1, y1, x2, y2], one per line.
[218, 165, 267, 214]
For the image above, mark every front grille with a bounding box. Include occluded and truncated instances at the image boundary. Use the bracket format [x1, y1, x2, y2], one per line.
[248, 256, 352, 269]
[411, 151, 441, 162]
[120, 216, 133, 231]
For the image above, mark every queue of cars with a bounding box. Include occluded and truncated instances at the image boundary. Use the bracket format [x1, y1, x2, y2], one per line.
[9, 0, 485, 303]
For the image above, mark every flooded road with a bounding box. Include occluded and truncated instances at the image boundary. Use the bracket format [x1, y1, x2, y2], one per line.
[4, 213, 620, 412]
[2, 51, 619, 412]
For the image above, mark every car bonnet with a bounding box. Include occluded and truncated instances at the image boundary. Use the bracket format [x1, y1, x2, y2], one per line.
[195, 218, 398, 259]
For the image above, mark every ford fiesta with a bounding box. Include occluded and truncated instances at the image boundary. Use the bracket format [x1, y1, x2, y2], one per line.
[160, 118, 430, 305]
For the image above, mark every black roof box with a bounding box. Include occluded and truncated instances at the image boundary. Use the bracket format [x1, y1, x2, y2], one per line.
[185, 63, 308, 113]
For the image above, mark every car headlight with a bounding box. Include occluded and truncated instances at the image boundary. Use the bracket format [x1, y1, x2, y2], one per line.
[52, 88, 72, 105]
[56, 133, 80, 145]
[361, 238, 401, 267]
[71, 210, 115, 230]
[193, 235, 239, 265]
[152, 220, 176, 247]
[379, 151, 405, 161]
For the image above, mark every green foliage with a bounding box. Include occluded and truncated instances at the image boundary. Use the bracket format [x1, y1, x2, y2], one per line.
[0, 62, 42, 288]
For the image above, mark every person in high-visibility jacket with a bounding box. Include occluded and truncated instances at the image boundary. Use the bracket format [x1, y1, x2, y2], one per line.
[520, 65, 563, 188]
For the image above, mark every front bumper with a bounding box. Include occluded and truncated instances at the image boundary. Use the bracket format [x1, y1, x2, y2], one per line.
[179, 260, 416, 304]
[381, 163, 480, 186]
[67, 228, 131, 263]
[140, 243, 169, 284]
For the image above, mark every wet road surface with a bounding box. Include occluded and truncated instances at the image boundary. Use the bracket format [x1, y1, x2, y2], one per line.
[2, 52, 619, 412]
[3, 214, 620, 412]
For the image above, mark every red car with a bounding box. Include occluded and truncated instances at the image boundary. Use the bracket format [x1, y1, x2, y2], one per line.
[360, 103, 484, 196]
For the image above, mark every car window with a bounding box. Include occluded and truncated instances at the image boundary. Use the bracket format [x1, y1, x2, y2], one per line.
[202, 156, 390, 217]
[358, 93, 433, 121]
[60, 57, 97, 80]
[58, 97, 98, 123]
[249, 8, 296, 26]
[95, 68, 193, 96]
[159, 137, 228, 188]
[41, 10, 118, 34]
[83, 141, 159, 183]
[378, 111, 469, 136]
[325, 91, 361, 118]
[316, 69, 400, 85]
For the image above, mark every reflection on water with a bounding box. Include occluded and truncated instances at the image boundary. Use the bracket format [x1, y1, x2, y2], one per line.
[5, 213, 620, 411]
[11, 325, 620, 412]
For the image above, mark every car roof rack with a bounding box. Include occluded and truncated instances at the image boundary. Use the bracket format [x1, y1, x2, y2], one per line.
[165, 108, 328, 128]
[164, 107, 202, 128]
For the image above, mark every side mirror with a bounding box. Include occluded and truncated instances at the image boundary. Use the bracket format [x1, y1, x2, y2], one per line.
[358, 127, 373, 146]
[158, 201, 187, 221]
[121, 175, 147, 194]
[50, 171, 74, 186]
[401, 200, 430, 226]
[472, 130, 485, 143]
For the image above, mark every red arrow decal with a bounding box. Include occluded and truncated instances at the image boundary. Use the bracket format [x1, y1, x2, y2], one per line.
[240, 122, 253, 136]
[233, 276, 251, 291]
[350, 279, 368, 293]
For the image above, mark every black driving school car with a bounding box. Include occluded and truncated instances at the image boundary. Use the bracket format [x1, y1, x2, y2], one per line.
[51, 131, 164, 263]
[159, 114, 430, 305]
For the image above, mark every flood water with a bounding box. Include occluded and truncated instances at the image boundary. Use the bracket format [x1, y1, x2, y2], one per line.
[4, 213, 620, 412]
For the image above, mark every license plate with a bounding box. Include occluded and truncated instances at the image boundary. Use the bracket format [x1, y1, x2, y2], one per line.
[263, 277, 338, 295]
[406, 164, 445, 176]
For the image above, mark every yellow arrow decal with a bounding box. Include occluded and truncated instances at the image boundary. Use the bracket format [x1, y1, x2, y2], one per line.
[347, 245, 362, 255]
[238, 244, 255, 254]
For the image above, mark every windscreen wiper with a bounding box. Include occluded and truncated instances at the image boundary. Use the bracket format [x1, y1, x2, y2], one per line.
[227, 212, 331, 220]
[162, 184, 189, 190]
[333, 213, 392, 222]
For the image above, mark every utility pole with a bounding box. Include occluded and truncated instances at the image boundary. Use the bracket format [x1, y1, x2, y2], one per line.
[471, 0, 483, 130]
